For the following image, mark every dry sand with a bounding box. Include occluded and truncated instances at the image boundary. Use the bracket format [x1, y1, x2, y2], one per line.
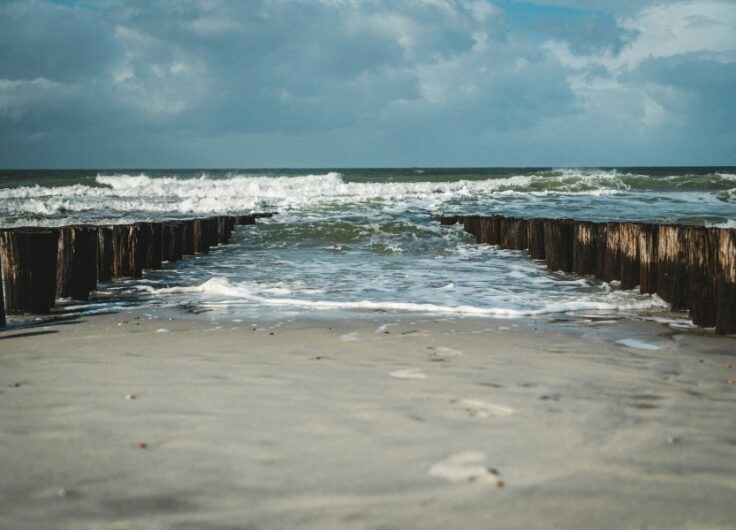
[1, 309, 735, 529]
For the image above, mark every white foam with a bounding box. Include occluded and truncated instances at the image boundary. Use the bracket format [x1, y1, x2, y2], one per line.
[0, 170, 680, 224]
[616, 338, 663, 351]
[155, 277, 670, 318]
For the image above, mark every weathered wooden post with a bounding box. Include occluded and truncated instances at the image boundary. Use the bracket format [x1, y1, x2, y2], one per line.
[193, 219, 210, 254]
[0, 229, 58, 314]
[235, 214, 258, 225]
[56, 225, 98, 300]
[462, 216, 481, 243]
[438, 215, 458, 226]
[572, 221, 598, 276]
[528, 219, 546, 260]
[685, 227, 716, 327]
[543, 220, 574, 272]
[111, 225, 131, 278]
[181, 219, 195, 256]
[638, 224, 657, 294]
[161, 223, 183, 263]
[601, 222, 622, 283]
[171, 222, 184, 261]
[97, 227, 113, 282]
[0, 252, 5, 326]
[501, 218, 528, 250]
[143, 223, 162, 269]
[715, 228, 736, 335]
[128, 224, 145, 279]
[619, 223, 641, 290]
[217, 216, 230, 244]
[656, 224, 688, 310]
[207, 217, 220, 247]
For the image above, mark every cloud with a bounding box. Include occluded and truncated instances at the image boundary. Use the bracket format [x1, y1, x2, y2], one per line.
[0, 0, 734, 167]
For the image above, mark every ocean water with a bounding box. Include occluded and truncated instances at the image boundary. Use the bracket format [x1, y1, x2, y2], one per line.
[1, 167, 735, 324]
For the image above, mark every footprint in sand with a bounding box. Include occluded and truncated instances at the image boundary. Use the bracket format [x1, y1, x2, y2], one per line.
[427, 346, 463, 357]
[451, 399, 513, 419]
[390, 369, 427, 380]
[429, 451, 500, 484]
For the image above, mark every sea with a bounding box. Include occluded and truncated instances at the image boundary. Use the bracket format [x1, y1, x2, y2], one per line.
[1, 167, 735, 325]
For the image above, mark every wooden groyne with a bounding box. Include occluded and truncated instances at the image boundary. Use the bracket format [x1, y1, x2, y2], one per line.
[437, 214, 736, 335]
[0, 213, 272, 321]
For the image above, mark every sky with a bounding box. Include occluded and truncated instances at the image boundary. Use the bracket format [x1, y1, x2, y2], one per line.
[0, 0, 735, 168]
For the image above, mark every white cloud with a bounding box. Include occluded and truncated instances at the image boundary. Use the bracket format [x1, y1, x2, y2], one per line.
[0, 78, 77, 121]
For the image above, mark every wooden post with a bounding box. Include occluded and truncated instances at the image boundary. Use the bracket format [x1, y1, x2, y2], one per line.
[56, 226, 98, 300]
[528, 219, 546, 260]
[601, 222, 622, 283]
[462, 216, 481, 243]
[193, 219, 210, 254]
[217, 216, 230, 244]
[0, 251, 5, 326]
[543, 220, 574, 272]
[235, 214, 256, 225]
[619, 223, 641, 290]
[181, 220, 195, 256]
[715, 228, 736, 335]
[207, 217, 220, 247]
[97, 227, 113, 282]
[638, 224, 657, 294]
[0, 229, 58, 314]
[438, 215, 459, 226]
[128, 224, 145, 279]
[111, 225, 131, 278]
[685, 227, 716, 327]
[170, 223, 184, 262]
[572, 221, 598, 276]
[144, 223, 162, 269]
[656, 224, 688, 310]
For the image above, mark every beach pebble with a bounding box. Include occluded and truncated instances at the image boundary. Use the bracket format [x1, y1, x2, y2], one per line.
[125, 394, 137, 400]
[135, 442, 147, 449]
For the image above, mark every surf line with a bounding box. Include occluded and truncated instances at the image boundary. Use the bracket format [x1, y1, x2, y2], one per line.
[436, 214, 736, 335]
[0, 213, 274, 325]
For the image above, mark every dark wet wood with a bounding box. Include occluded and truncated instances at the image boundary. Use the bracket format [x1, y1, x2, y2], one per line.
[619, 223, 641, 290]
[500, 218, 528, 250]
[656, 224, 688, 310]
[543, 220, 574, 272]
[572, 221, 598, 276]
[601, 222, 622, 283]
[56, 225, 98, 300]
[181, 220, 195, 256]
[97, 226, 113, 282]
[685, 226, 717, 327]
[193, 219, 210, 254]
[0, 252, 4, 326]
[638, 224, 657, 294]
[527, 219, 546, 260]
[715, 228, 736, 334]
[111, 225, 131, 278]
[0, 229, 58, 314]
[144, 223, 163, 269]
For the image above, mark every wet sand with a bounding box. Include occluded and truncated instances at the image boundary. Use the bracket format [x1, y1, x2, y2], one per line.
[1, 310, 735, 529]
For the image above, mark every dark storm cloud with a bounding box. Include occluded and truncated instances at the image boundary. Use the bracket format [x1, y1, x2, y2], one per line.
[0, 0, 734, 167]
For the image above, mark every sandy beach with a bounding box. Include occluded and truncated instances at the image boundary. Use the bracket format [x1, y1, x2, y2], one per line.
[1, 310, 735, 529]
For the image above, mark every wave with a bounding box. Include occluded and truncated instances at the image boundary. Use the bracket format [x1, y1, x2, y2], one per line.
[155, 277, 670, 318]
[2, 169, 735, 225]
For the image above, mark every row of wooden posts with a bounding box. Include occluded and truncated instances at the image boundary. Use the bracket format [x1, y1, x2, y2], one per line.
[437, 214, 736, 335]
[0, 213, 273, 326]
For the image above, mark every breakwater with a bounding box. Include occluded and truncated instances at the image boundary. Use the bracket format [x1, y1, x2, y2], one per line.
[437, 215, 735, 335]
[0, 213, 273, 325]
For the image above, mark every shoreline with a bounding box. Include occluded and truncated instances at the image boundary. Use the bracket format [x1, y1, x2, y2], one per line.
[1, 309, 735, 528]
